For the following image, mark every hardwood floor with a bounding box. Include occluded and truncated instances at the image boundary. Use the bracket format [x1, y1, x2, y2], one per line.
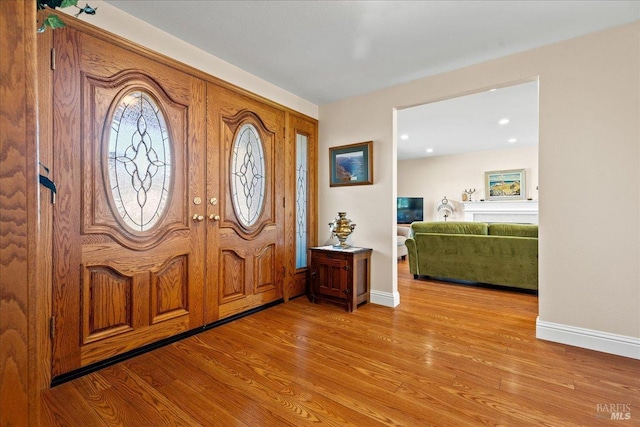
[41, 261, 639, 426]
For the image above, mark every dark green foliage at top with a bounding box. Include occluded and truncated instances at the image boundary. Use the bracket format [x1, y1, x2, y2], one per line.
[37, 0, 78, 10]
[37, 0, 97, 33]
[39, 14, 67, 31]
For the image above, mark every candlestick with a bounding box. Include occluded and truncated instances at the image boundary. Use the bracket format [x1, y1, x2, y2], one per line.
[464, 188, 476, 202]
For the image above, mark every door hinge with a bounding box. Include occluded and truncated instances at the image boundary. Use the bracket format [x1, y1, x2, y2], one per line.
[49, 316, 55, 340]
[50, 48, 56, 70]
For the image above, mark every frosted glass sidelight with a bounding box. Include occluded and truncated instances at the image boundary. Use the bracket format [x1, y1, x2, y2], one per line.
[295, 133, 308, 269]
[107, 90, 172, 232]
[230, 123, 265, 228]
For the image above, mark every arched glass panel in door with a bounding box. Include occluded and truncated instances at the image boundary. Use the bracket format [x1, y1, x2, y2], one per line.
[107, 90, 172, 232]
[230, 123, 266, 228]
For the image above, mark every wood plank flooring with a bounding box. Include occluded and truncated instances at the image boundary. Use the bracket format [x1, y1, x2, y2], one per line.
[41, 261, 640, 426]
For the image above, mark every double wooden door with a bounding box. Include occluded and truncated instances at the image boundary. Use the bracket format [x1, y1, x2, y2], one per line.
[51, 29, 284, 377]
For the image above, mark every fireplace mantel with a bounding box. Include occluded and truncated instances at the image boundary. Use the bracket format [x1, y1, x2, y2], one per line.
[463, 200, 539, 224]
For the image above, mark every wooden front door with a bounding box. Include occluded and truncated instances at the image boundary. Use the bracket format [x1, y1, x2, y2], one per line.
[51, 29, 206, 377]
[205, 84, 285, 322]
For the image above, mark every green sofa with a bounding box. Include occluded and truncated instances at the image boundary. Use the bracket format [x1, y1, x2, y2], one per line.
[405, 221, 538, 291]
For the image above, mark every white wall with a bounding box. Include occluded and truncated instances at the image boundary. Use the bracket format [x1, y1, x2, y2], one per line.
[398, 146, 538, 221]
[60, 1, 318, 119]
[319, 22, 639, 357]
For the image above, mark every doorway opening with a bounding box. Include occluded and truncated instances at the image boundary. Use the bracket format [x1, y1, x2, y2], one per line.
[394, 80, 539, 298]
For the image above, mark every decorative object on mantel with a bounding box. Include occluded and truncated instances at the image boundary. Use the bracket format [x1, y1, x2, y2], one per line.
[463, 188, 476, 202]
[485, 169, 526, 201]
[436, 197, 454, 221]
[329, 212, 356, 248]
[37, 0, 97, 32]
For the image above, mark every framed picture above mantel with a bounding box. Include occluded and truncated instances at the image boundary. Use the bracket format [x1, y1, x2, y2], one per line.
[485, 169, 526, 201]
[329, 141, 373, 187]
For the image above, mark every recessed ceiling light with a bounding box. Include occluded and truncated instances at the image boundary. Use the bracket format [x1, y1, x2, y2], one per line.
[426, 148, 434, 153]
[508, 138, 518, 143]
[489, 88, 497, 92]
[498, 118, 510, 125]
[400, 134, 409, 140]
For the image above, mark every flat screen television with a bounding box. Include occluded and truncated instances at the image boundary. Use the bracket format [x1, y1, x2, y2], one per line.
[397, 197, 424, 224]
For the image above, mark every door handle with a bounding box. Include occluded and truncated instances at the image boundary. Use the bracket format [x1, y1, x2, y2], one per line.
[192, 214, 204, 222]
[209, 214, 220, 221]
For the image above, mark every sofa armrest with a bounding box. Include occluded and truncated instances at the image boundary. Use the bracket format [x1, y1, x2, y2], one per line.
[405, 237, 418, 274]
[397, 225, 412, 238]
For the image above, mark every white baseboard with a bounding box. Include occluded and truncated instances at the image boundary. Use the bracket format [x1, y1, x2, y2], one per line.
[370, 290, 400, 307]
[536, 317, 640, 360]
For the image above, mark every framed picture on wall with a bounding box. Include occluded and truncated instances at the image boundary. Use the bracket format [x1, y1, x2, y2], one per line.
[329, 141, 373, 187]
[485, 169, 526, 200]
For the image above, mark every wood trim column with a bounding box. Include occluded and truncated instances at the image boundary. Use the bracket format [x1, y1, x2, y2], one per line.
[0, 0, 40, 425]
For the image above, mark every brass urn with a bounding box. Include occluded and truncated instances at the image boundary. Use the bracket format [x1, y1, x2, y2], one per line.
[329, 212, 356, 248]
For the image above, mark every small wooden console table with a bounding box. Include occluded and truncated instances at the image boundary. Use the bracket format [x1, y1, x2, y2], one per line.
[308, 246, 372, 312]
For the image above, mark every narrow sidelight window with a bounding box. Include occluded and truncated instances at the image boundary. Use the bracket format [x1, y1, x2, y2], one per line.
[295, 133, 309, 268]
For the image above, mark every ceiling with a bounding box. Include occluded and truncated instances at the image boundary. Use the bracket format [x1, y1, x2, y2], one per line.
[397, 80, 539, 160]
[103, 1, 639, 106]
[102, 1, 637, 159]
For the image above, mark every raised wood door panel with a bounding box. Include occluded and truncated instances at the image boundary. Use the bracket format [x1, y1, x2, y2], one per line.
[205, 83, 285, 322]
[51, 28, 206, 376]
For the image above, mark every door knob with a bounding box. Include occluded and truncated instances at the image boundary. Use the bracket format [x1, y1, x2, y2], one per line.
[209, 214, 221, 221]
[192, 214, 204, 222]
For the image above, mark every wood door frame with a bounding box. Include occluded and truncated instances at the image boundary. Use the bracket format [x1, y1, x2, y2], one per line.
[0, 1, 43, 425]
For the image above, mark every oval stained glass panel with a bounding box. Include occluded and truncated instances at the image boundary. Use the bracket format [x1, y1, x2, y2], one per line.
[230, 123, 265, 228]
[107, 90, 172, 232]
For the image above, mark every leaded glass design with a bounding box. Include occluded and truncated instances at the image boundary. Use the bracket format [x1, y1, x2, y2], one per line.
[295, 133, 308, 269]
[107, 90, 171, 232]
[230, 123, 265, 228]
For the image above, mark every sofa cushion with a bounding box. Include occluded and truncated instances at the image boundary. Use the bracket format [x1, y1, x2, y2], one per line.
[489, 223, 538, 238]
[411, 221, 488, 235]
